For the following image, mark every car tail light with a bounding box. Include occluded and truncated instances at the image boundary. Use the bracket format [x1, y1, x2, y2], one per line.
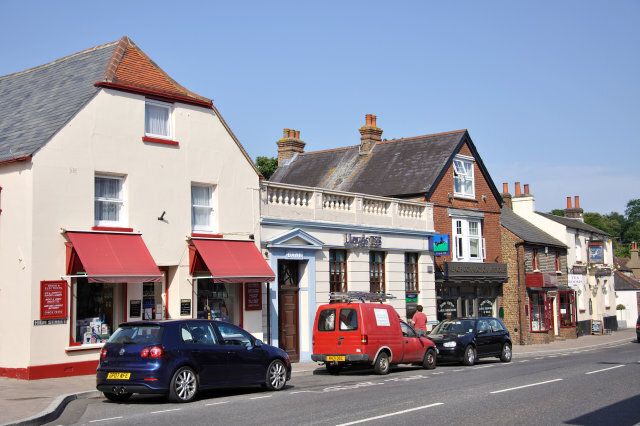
[141, 346, 164, 359]
[361, 334, 368, 344]
[100, 347, 108, 360]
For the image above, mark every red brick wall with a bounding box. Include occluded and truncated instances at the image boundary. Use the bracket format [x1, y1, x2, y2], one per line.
[428, 143, 503, 265]
[501, 226, 530, 344]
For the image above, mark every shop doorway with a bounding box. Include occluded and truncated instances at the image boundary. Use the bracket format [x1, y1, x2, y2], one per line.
[278, 260, 300, 362]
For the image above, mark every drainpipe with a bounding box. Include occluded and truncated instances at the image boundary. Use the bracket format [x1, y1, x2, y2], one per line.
[516, 242, 525, 345]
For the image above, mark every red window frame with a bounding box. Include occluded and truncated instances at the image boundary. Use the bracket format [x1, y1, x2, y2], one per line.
[369, 251, 386, 293]
[329, 249, 348, 294]
[404, 252, 419, 292]
[558, 290, 576, 328]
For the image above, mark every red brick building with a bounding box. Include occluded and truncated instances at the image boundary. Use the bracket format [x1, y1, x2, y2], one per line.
[271, 114, 508, 321]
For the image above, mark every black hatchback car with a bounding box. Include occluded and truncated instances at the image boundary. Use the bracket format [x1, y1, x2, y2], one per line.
[428, 317, 512, 366]
[97, 320, 291, 403]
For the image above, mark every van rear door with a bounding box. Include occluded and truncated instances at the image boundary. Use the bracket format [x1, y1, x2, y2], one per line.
[335, 307, 362, 355]
[314, 307, 339, 355]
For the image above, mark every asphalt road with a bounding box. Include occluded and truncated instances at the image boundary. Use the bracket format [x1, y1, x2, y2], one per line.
[50, 339, 640, 426]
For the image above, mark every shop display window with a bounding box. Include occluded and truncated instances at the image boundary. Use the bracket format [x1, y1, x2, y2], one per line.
[559, 291, 576, 327]
[530, 292, 547, 332]
[197, 279, 239, 325]
[369, 251, 386, 293]
[329, 249, 348, 294]
[143, 282, 164, 320]
[74, 280, 119, 345]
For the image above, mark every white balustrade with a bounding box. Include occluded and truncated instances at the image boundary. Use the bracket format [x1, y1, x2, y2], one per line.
[398, 202, 424, 219]
[322, 193, 353, 211]
[362, 198, 390, 215]
[267, 185, 312, 207]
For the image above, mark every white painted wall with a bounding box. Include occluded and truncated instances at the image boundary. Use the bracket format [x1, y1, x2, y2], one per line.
[615, 291, 639, 329]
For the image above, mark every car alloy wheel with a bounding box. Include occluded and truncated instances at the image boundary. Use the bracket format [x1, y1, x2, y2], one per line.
[462, 345, 476, 366]
[500, 343, 512, 362]
[374, 352, 390, 375]
[169, 367, 198, 403]
[266, 360, 287, 391]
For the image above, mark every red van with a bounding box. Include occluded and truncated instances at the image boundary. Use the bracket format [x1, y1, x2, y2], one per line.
[311, 301, 437, 374]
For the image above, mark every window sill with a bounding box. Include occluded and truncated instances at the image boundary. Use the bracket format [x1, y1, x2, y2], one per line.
[191, 232, 223, 239]
[92, 226, 134, 232]
[453, 194, 477, 202]
[142, 136, 179, 146]
[530, 330, 550, 333]
[65, 343, 104, 352]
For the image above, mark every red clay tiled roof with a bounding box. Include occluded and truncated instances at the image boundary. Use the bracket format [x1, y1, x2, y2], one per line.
[97, 37, 211, 106]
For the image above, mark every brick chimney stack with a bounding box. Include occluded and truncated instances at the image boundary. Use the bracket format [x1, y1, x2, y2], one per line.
[359, 114, 383, 154]
[501, 182, 512, 209]
[276, 128, 305, 166]
[565, 195, 584, 221]
[629, 241, 640, 279]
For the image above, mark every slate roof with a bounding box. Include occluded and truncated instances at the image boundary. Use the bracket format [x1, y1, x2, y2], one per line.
[536, 212, 610, 237]
[501, 207, 567, 248]
[0, 37, 212, 164]
[271, 129, 503, 201]
[614, 270, 640, 291]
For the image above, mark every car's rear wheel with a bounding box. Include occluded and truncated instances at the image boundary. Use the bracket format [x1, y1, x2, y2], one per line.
[373, 352, 391, 375]
[500, 343, 512, 362]
[168, 366, 198, 403]
[462, 345, 476, 366]
[265, 359, 287, 391]
[325, 363, 342, 375]
[422, 349, 437, 370]
[103, 392, 132, 402]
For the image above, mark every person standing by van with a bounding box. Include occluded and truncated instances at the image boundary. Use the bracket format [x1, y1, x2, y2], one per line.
[410, 305, 428, 336]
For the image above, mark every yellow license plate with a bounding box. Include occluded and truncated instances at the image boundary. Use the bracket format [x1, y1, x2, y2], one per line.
[107, 372, 131, 380]
[326, 356, 346, 362]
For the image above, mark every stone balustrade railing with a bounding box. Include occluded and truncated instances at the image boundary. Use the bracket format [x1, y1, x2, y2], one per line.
[261, 182, 433, 231]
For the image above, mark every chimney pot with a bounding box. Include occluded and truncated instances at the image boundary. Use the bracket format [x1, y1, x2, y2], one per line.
[359, 113, 383, 154]
[277, 128, 305, 166]
[371, 115, 377, 128]
[632, 241, 638, 251]
[566, 196, 572, 209]
[574, 196, 580, 209]
[514, 182, 521, 197]
[502, 182, 509, 193]
[524, 184, 530, 195]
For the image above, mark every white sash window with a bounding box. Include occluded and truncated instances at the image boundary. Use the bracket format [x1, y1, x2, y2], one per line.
[453, 218, 484, 262]
[95, 175, 125, 226]
[145, 100, 172, 139]
[191, 184, 215, 232]
[453, 156, 475, 198]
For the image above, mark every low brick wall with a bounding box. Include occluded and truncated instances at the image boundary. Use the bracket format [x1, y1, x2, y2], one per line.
[559, 326, 577, 340]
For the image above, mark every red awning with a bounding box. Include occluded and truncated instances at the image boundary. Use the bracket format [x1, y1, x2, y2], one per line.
[66, 232, 162, 283]
[190, 239, 275, 283]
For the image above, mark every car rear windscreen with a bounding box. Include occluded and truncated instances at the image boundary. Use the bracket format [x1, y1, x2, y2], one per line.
[108, 325, 163, 345]
[318, 309, 336, 331]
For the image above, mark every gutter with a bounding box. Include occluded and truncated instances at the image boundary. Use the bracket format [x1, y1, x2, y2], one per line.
[0, 155, 31, 167]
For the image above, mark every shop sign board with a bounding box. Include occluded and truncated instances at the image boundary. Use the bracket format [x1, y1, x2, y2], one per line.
[344, 233, 382, 249]
[285, 250, 304, 259]
[438, 300, 457, 313]
[571, 265, 588, 275]
[431, 234, 450, 256]
[245, 283, 262, 311]
[479, 299, 493, 316]
[40, 280, 67, 320]
[34, 319, 67, 326]
[180, 299, 192, 316]
[588, 242, 604, 264]
[405, 293, 418, 303]
[568, 274, 585, 289]
[129, 299, 142, 318]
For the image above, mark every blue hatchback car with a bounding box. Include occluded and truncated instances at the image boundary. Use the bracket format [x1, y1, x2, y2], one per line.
[97, 320, 291, 403]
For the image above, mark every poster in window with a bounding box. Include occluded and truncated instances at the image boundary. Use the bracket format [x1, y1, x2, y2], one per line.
[479, 299, 493, 316]
[373, 308, 390, 326]
[129, 300, 141, 318]
[180, 299, 192, 316]
[244, 283, 262, 311]
[588, 242, 604, 264]
[438, 300, 457, 313]
[40, 280, 67, 320]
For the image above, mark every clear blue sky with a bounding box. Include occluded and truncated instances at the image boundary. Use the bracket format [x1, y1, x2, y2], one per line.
[1, 1, 638, 214]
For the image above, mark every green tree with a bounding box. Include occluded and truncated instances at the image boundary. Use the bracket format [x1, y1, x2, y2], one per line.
[550, 209, 565, 217]
[625, 199, 640, 223]
[255, 156, 278, 180]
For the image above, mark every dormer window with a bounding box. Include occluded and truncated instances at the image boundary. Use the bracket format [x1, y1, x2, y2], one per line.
[453, 156, 475, 198]
[145, 100, 172, 139]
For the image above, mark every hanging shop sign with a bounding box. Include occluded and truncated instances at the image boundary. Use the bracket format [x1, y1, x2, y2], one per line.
[245, 282, 262, 311]
[40, 280, 67, 320]
[571, 265, 588, 275]
[129, 299, 142, 318]
[180, 299, 192, 316]
[344, 233, 382, 249]
[431, 234, 450, 256]
[588, 242, 604, 264]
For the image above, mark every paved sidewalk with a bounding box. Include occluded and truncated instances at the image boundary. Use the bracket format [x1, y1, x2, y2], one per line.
[1, 329, 637, 425]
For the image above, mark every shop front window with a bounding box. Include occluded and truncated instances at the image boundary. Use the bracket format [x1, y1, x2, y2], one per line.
[369, 251, 386, 293]
[530, 292, 547, 332]
[329, 249, 348, 294]
[437, 299, 458, 321]
[559, 291, 576, 327]
[74, 280, 118, 345]
[404, 253, 419, 292]
[197, 279, 239, 324]
[143, 282, 164, 320]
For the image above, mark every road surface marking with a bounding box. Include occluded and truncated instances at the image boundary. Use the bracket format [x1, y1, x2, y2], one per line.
[205, 401, 229, 406]
[535, 357, 544, 359]
[250, 395, 272, 400]
[585, 365, 625, 375]
[432, 371, 444, 375]
[151, 408, 181, 414]
[547, 355, 558, 358]
[518, 360, 529, 363]
[335, 402, 444, 426]
[89, 417, 123, 423]
[290, 390, 314, 394]
[471, 365, 494, 369]
[490, 378, 563, 394]
[452, 369, 465, 372]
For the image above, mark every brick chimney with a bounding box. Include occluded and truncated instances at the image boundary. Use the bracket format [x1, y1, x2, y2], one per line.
[565, 195, 584, 221]
[276, 129, 305, 166]
[359, 114, 383, 154]
[628, 241, 640, 279]
[501, 182, 512, 209]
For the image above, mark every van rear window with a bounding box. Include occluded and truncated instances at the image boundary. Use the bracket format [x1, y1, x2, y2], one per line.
[318, 309, 336, 331]
[339, 308, 358, 331]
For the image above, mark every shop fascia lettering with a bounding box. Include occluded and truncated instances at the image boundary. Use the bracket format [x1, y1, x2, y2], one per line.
[344, 233, 382, 249]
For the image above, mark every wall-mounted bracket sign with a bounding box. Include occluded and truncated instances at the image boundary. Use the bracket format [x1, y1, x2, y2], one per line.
[245, 282, 262, 310]
[588, 242, 604, 264]
[431, 234, 450, 256]
[344, 233, 382, 249]
[180, 299, 192, 316]
[40, 280, 67, 320]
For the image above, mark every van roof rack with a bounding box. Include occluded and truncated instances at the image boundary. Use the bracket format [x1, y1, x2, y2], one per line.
[329, 291, 396, 303]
